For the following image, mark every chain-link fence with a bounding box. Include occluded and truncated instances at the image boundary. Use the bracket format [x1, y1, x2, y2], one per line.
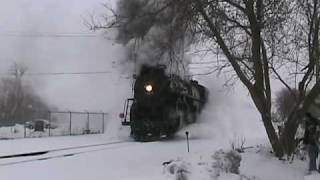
[0, 111, 106, 139]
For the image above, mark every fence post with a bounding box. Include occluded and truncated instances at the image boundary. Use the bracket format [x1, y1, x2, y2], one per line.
[24, 118, 26, 138]
[87, 112, 90, 134]
[48, 111, 51, 137]
[69, 112, 72, 136]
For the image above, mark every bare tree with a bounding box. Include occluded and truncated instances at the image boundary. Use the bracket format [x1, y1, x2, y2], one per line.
[280, 0, 320, 156]
[91, 0, 320, 157]
[0, 63, 50, 126]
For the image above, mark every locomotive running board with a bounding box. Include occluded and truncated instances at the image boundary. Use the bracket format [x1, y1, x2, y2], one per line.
[121, 98, 134, 126]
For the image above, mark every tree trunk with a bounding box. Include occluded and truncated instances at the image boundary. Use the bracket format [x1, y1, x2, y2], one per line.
[281, 111, 301, 156]
[281, 81, 320, 156]
[261, 109, 284, 157]
[249, 90, 284, 157]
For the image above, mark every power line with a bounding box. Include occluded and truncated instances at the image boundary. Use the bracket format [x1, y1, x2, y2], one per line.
[27, 71, 111, 76]
[0, 31, 116, 39]
[0, 71, 111, 76]
[0, 33, 98, 38]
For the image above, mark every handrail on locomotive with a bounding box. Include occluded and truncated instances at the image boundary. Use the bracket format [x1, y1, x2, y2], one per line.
[120, 98, 134, 126]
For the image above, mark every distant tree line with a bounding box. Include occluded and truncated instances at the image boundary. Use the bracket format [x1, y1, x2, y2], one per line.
[0, 63, 50, 126]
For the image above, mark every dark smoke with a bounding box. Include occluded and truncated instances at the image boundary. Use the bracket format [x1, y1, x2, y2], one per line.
[114, 0, 194, 77]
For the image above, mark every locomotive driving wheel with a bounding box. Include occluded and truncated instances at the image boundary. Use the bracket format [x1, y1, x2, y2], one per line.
[133, 131, 160, 141]
[163, 105, 181, 136]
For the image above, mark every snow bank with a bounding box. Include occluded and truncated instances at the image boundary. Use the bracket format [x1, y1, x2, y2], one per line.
[163, 149, 260, 180]
[0, 124, 24, 139]
[305, 173, 320, 180]
[0, 123, 100, 139]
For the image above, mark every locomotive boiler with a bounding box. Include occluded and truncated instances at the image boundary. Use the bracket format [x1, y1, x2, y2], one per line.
[121, 64, 208, 141]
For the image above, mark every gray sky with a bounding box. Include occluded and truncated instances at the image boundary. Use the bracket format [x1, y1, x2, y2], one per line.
[0, 0, 131, 112]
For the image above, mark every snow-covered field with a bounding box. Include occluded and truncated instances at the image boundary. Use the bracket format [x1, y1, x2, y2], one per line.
[0, 124, 75, 139]
[0, 132, 314, 180]
[0, 108, 318, 180]
[0, 120, 104, 139]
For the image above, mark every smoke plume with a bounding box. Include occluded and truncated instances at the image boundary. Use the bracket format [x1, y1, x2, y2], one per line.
[114, 0, 193, 77]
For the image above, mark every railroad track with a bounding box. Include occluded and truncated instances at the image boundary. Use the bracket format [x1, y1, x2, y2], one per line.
[0, 140, 132, 166]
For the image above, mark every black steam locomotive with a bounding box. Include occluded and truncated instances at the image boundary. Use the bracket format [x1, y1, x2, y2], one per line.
[121, 64, 208, 141]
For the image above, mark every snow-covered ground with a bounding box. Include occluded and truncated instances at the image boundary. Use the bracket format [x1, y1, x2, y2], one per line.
[0, 132, 314, 180]
[0, 119, 104, 139]
[0, 103, 318, 180]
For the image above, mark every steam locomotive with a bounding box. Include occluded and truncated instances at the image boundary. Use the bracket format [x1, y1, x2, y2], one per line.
[121, 64, 208, 141]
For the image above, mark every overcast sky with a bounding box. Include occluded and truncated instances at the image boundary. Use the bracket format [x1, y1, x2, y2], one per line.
[0, 0, 131, 112]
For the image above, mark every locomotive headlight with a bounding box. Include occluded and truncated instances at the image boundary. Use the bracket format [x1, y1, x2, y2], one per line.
[145, 84, 153, 92]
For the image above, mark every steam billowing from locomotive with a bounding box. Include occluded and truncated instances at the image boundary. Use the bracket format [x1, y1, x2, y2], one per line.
[115, 0, 193, 77]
